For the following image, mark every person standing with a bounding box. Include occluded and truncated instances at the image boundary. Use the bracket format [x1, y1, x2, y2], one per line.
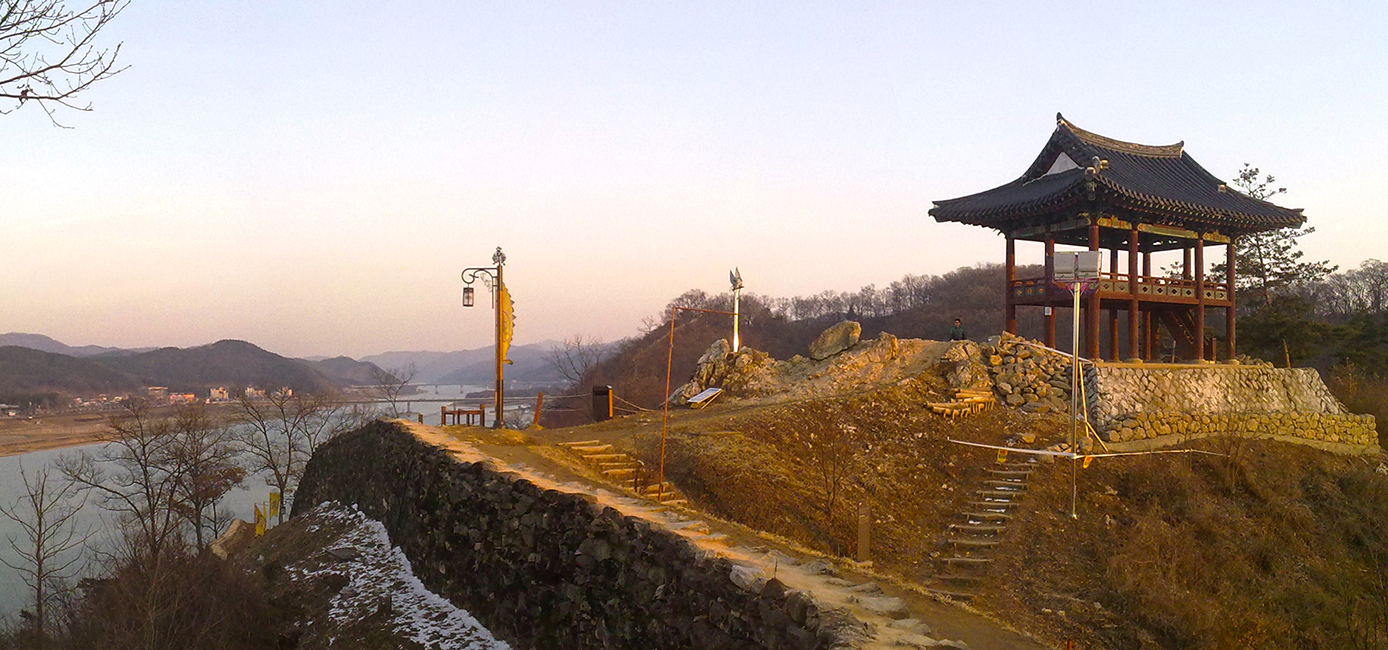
[948, 318, 968, 341]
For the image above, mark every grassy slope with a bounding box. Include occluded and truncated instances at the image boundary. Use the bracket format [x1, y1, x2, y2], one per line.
[616, 371, 1388, 649]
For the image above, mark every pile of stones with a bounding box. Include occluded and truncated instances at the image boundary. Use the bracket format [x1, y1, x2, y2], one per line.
[979, 333, 1080, 415]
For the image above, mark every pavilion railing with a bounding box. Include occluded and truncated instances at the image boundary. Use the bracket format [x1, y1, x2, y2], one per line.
[1012, 273, 1229, 301]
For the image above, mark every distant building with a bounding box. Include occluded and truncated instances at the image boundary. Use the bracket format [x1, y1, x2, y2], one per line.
[245, 387, 266, 399]
[147, 386, 169, 399]
[0, 404, 19, 417]
[170, 393, 196, 404]
[209, 387, 230, 401]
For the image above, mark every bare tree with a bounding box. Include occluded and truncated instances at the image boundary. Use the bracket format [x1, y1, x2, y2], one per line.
[57, 399, 186, 567]
[235, 389, 349, 524]
[796, 422, 863, 519]
[168, 404, 244, 551]
[368, 363, 416, 419]
[545, 335, 608, 386]
[0, 462, 89, 648]
[1, 0, 129, 126]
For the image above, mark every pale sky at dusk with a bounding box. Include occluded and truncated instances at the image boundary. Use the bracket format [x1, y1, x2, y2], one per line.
[3, 1, 1386, 359]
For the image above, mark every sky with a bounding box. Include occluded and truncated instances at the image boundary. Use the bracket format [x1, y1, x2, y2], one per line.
[2, 1, 1386, 359]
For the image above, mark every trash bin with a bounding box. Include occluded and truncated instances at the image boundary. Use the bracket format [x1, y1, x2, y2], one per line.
[592, 385, 614, 422]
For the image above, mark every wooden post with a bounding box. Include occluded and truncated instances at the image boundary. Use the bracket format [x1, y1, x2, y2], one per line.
[1108, 247, 1120, 360]
[1045, 235, 1056, 348]
[1226, 238, 1237, 360]
[857, 501, 871, 563]
[1128, 227, 1140, 360]
[533, 392, 545, 428]
[1005, 234, 1017, 334]
[1195, 236, 1206, 361]
[1087, 222, 1101, 360]
[441, 405, 448, 426]
[1183, 247, 1192, 279]
[1142, 251, 1153, 360]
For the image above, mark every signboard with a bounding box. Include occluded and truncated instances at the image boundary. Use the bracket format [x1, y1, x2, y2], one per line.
[1054, 251, 1102, 281]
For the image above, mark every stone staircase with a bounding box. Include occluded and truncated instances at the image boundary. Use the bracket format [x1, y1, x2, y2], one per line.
[926, 459, 1035, 600]
[557, 440, 688, 508]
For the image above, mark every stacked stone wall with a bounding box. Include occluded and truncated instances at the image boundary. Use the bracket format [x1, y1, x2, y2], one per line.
[1089, 365, 1377, 448]
[294, 421, 853, 650]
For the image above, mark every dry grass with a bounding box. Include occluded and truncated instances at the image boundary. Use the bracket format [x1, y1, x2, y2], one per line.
[624, 367, 1388, 649]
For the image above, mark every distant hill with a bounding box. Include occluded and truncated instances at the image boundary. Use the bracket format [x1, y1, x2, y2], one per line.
[0, 346, 143, 401]
[309, 356, 389, 387]
[0, 332, 149, 357]
[363, 341, 562, 385]
[94, 340, 340, 394]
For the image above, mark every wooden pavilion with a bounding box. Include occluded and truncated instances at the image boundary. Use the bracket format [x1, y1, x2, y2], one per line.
[929, 114, 1305, 362]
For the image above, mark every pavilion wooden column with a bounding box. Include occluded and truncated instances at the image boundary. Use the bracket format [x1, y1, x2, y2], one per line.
[1195, 236, 1206, 360]
[1005, 234, 1017, 334]
[1044, 235, 1056, 348]
[1142, 251, 1153, 359]
[1183, 248, 1192, 279]
[1226, 237, 1237, 360]
[1087, 222, 1101, 359]
[1127, 227, 1140, 360]
[1108, 247, 1120, 360]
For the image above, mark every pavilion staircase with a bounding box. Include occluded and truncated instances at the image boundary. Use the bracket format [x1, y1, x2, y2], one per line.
[1156, 308, 1216, 361]
[557, 440, 688, 508]
[925, 458, 1036, 601]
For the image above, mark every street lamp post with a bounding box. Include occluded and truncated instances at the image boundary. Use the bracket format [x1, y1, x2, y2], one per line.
[461, 247, 508, 429]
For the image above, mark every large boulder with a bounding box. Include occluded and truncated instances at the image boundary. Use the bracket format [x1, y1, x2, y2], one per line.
[809, 321, 862, 360]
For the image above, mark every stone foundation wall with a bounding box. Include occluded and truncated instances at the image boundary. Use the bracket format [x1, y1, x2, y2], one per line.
[1104, 411, 1378, 446]
[1089, 365, 1377, 448]
[294, 421, 851, 650]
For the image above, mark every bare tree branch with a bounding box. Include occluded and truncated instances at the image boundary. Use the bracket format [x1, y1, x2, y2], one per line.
[0, 0, 130, 126]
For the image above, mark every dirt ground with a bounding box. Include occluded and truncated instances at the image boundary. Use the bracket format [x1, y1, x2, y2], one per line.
[0, 413, 112, 456]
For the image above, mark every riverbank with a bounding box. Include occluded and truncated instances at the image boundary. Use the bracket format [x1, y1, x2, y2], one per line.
[0, 413, 112, 456]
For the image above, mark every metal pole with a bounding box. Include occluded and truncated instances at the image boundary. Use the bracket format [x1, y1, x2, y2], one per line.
[494, 263, 505, 428]
[732, 287, 741, 352]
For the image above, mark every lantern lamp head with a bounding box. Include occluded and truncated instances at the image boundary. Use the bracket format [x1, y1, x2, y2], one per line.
[462, 286, 475, 308]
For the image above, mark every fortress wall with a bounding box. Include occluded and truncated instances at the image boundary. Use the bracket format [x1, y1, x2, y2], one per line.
[293, 421, 848, 650]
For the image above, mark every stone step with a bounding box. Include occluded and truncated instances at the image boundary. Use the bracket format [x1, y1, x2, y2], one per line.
[961, 511, 1012, 521]
[947, 537, 999, 548]
[949, 523, 1005, 534]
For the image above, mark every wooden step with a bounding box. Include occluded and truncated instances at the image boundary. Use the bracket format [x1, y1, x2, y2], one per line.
[966, 501, 1018, 510]
[982, 480, 1027, 490]
[662, 499, 689, 507]
[598, 461, 638, 469]
[950, 523, 1005, 534]
[985, 469, 1032, 478]
[961, 511, 1012, 521]
[935, 572, 984, 583]
[584, 453, 629, 461]
[940, 556, 993, 565]
[926, 587, 976, 601]
[560, 440, 602, 447]
[602, 469, 636, 478]
[976, 490, 1023, 499]
[572, 444, 614, 454]
[947, 537, 999, 548]
[640, 482, 676, 494]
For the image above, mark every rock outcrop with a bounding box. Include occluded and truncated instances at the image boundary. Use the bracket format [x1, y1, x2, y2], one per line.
[809, 321, 862, 361]
[978, 333, 1073, 414]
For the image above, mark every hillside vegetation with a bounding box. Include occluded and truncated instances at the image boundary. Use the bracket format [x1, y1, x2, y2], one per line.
[579, 348, 1388, 649]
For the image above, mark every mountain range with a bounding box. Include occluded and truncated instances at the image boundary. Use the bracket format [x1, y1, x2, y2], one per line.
[0, 333, 564, 403]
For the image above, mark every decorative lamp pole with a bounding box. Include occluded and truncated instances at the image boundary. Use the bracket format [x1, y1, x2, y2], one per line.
[729, 268, 744, 352]
[461, 247, 510, 428]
